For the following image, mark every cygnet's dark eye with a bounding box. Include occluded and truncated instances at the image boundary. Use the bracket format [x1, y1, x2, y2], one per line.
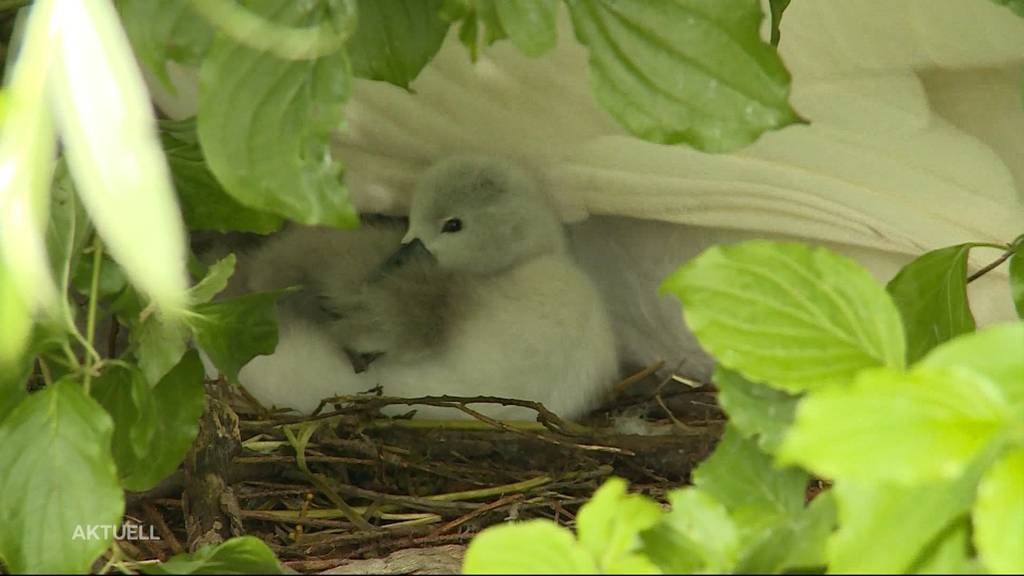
[441, 217, 463, 233]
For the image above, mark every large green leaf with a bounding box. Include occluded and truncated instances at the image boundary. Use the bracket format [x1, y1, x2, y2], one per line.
[494, 0, 559, 57]
[0, 357, 31, 424]
[973, 448, 1024, 574]
[46, 165, 92, 310]
[132, 311, 191, 386]
[118, 0, 213, 88]
[911, 521, 975, 575]
[657, 489, 739, 573]
[779, 367, 1011, 484]
[189, 291, 287, 382]
[463, 520, 597, 574]
[1011, 246, 1023, 318]
[662, 241, 906, 392]
[575, 477, 662, 572]
[142, 535, 282, 575]
[189, 253, 236, 305]
[50, 0, 190, 314]
[918, 322, 1024, 410]
[713, 367, 798, 453]
[886, 244, 976, 363]
[159, 119, 282, 234]
[737, 491, 836, 574]
[91, 364, 158, 468]
[565, 0, 800, 153]
[347, 0, 451, 89]
[827, 461, 986, 574]
[693, 426, 807, 526]
[121, 351, 206, 492]
[197, 0, 358, 228]
[0, 379, 124, 573]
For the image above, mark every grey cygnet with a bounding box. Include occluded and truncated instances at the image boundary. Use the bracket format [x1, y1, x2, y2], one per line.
[234, 155, 619, 420]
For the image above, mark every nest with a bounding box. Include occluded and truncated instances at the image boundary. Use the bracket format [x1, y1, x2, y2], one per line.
[116, 364, 725, 574]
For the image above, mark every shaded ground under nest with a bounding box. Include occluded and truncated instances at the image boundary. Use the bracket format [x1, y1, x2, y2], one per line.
[117, 364, 729, 574]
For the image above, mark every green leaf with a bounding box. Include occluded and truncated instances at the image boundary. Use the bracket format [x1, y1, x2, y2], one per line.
[565, 0, 800, 153]
[91, 364, 157, 467]
[189, 254, 236, 305]
[463, 519, 597, 574]
[661, 241, 906, 392]
[0, 357, 30, 424]
[737, 491, 836, 573]
[494, 0, 559, 57]
[0, 0, 60, 366]
[886, 244, 976, 363]
[990, 0, 1024, 17]
[779, 367, 1011, 484]
[132, 311, 191, 386]
[197, 0, 359, 228]
[1011, 245, 1023, 318]
[46, 164, 93, 305]
[50, 0, 191, 314]
[693, 426, 807, 527]
[159, 119, 282, 235]
[911, 522, 975, 575]
[118, 0, 213, 88]
[121, 350, 205, 492]
[713, 367, 798, 452]
[347, 0, 451, 89]
[767, 0, 790, 46]
[0, 379, 124, 573]
[575, 477, 663, 572]
[72, 254, 127, 300]
[974, 448, 1024, 574]
[827, 452, 992, 573]
[189, 291, 287, 382]
[918, 322, 1024, 410]
[657, 489, 740, 573]
[142, 535, 282, 575]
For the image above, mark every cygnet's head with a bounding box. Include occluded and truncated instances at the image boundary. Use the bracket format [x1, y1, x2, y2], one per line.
[401, 156, 566, 275]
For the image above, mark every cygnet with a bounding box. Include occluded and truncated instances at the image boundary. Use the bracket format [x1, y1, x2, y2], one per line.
[231, 155, 619, 420]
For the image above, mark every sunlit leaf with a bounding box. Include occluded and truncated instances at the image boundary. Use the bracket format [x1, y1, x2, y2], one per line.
[737, 491, 836, 574]
[142, 535, 282, 575]
[189, 253, 236, 305]
[463, 520, 597, 574]
[347, 0, 451, 89]
[918, 322, 1024, 410]
[656, 489, 739, 572]
[197, 0, 359, 228]
[713, 367, 798, 453]
[0, 0, 60, 365]
[886, 244, 976, 363]
[575, 477, 663, 572]
[662, 241, 906, 392]
[973, 448, 1024, 574]
[0, 379, 124, 573]
[827, 453, 992, 573]
[910, 521, 975, 575]
[779, 367, 1011, 484]
[566, 0, 800, 152]
[49, 0, 190, 314]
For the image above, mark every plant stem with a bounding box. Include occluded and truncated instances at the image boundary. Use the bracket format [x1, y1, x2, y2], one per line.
[82, 236, 103, 395]
[37, 357, 52, 386]
[967, 243, 1018, 283]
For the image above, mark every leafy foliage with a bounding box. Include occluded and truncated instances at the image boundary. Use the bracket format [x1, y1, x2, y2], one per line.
[661, 241, 906, 392]
[141, 536, 282, 574]
[0, 380, 124, 573]
[566, 0, 801, 152]
[347, 0, 451, 88]
[885, 244, 976, 363]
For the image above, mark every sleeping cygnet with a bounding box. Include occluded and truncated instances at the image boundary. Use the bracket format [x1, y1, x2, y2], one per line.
[234, 156, 619, 420]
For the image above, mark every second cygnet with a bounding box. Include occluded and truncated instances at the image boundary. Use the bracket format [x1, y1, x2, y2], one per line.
[234, 155, 619, 420]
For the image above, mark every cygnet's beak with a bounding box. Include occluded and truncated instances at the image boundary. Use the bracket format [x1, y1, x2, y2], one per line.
[377, 238, 435, 276]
